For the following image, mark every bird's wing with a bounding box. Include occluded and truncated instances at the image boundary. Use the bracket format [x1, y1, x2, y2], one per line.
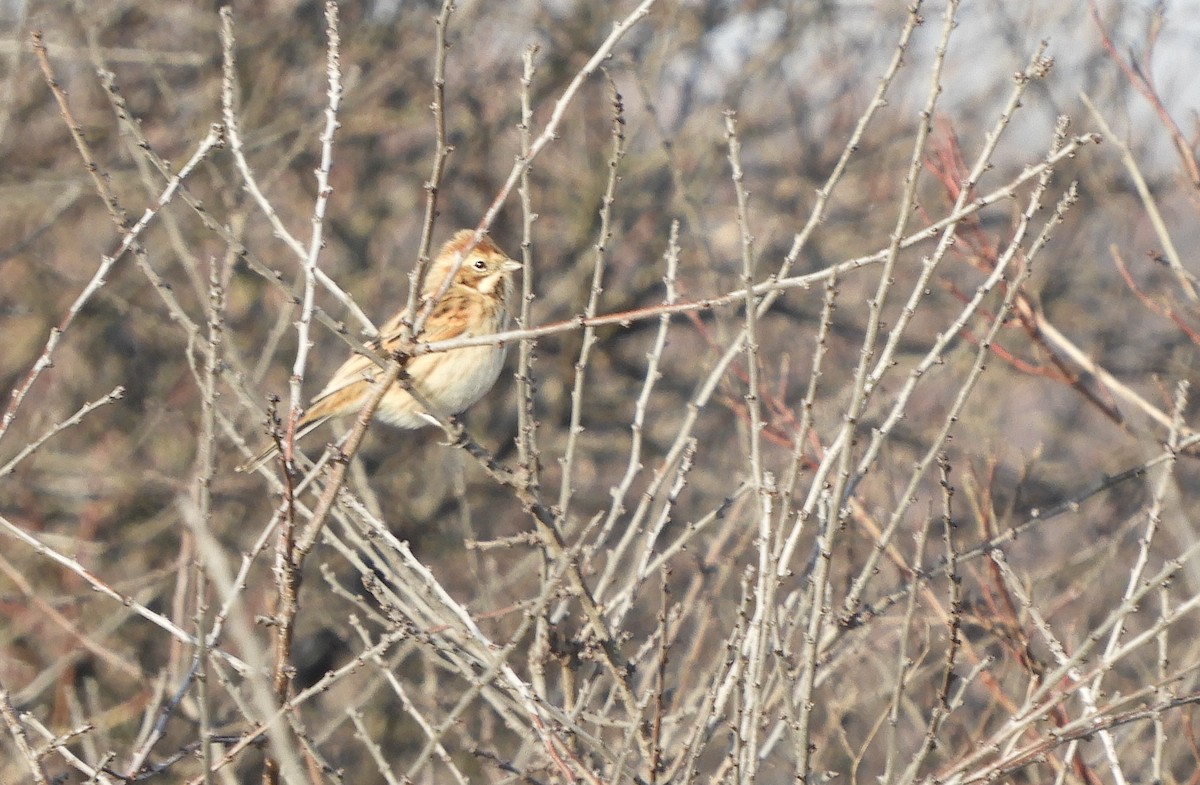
[308, 340, 388, 405]
[309, 289, 483, 405]
[378, 289, 483, 349]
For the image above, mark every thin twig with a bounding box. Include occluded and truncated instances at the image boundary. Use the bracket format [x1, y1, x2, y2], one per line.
[1081, 91, 1197, 302]
[0, 686, 49, 785]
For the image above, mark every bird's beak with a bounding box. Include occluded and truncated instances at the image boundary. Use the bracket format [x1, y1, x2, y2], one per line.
[502, 259, 523, 273]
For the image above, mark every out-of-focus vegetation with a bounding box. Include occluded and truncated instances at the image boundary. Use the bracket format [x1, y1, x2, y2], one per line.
[2, 1, 1199, 782]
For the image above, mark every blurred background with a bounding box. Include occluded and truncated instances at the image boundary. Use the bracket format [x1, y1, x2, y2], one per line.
[1, 0, 1199, 782]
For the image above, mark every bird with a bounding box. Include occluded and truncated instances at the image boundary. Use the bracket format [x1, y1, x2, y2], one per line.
[237, 229, 521, 473]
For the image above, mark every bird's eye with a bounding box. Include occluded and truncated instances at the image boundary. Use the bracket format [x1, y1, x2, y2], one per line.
[472, 259, 487, 271]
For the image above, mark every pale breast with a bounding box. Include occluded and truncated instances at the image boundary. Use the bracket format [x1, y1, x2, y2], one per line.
[396, 294, 510, 419]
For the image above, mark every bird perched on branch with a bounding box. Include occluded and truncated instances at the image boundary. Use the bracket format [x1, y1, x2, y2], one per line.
[237, 229, 521, 473]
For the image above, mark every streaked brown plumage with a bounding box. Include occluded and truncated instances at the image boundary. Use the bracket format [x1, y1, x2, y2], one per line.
[237, 230, 520, 473]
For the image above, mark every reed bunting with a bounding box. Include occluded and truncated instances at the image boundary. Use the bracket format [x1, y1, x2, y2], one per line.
[237, 230, 521, 473]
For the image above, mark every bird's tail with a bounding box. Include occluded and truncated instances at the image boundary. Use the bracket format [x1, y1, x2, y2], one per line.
[235, 414, 333, 473]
